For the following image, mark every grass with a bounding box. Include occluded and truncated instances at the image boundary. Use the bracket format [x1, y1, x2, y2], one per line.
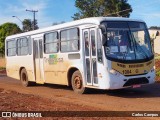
[0, 67, 5, 70]
[155, 56, 160, 60]
[0, 67, 6, 70]
[156, 70, 160, 76]
[154, 53, 160, 60]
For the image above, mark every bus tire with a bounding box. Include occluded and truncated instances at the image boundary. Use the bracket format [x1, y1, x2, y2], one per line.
[20, 68, 32, 87]
[71, 70, 86, 94]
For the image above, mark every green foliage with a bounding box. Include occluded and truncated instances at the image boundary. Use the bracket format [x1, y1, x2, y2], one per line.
[0, 67, 5, 70]
[22, 19, 39, 32]
[22, 19, 32, 32]
[156, 70, 160, 77]
[0, 23, 21, 56]
[72, 0, 132, 20]
[149, 26, 160, 30]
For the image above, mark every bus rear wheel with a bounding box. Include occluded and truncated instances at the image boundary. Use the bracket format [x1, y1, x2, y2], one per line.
[20, 68, 32, 87]
[71, 70, 86, 94]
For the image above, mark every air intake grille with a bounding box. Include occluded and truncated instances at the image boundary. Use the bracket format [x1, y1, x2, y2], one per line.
[123, 77, 149, 87]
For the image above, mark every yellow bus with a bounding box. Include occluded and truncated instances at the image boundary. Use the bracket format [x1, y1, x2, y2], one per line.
[5, 17, 155, 94]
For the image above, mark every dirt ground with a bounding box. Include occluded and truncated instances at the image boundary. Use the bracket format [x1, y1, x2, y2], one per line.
[0, 88, 156, 120]
[0, 76, 160, 120]
[0, 69, 6, 75]
[0, 59, 160, 119]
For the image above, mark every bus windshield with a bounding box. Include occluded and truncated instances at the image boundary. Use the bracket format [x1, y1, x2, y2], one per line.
[102, 21, 153, 61]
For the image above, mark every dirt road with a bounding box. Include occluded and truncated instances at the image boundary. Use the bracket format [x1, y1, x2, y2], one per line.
[0, 75, 160, 119]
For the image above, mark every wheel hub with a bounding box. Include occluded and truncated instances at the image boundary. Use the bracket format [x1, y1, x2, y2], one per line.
[74, 76, 82, 89]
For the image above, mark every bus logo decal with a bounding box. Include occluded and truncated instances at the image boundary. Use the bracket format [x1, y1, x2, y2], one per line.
[47, 54, 63, 65]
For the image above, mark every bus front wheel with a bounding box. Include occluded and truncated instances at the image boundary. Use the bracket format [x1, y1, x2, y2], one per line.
[20, 68, 32, 87]
[71, 70, 86, 94]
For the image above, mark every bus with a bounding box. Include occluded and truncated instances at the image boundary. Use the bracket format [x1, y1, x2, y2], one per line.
[5, 17, 155, 94]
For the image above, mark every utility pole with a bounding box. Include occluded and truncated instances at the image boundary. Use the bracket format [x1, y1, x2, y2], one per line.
[26, 9, 38, 30]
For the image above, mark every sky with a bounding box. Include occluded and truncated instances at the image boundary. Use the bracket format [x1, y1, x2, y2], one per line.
[0, 0, 159, 29]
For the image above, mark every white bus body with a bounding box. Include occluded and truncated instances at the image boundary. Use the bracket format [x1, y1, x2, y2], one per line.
[5, 17, 155, 93]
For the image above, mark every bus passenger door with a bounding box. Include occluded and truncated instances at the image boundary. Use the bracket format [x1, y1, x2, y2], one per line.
[83, 28, 98, 86]
[33, 37, 44, 84]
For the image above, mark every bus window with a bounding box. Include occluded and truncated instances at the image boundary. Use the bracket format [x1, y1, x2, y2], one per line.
[44, 32, 58, 53]
[91, 30, 96, 56]
[34, 41, 39, 58]
[92, 58, 98, 84]
[28, 37, 32, 55]
[60, 28, 79, 52]
[84, 31, 89, 56]
[17, 37, 29, 56]
[39, 40, 43, 58]
[7, 39, 16, 56]
[86, 58, 91, 83]
[97, 30, 103, 63]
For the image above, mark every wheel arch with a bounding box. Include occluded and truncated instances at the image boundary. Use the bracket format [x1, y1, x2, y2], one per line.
[67, 67, 79, 86]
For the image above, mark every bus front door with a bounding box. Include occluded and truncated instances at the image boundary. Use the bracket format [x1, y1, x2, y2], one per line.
[33, 37, 44, 84]
[83, 28, 98, 86]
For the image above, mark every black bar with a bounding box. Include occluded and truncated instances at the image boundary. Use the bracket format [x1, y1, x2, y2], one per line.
[0, 111, 160, 117]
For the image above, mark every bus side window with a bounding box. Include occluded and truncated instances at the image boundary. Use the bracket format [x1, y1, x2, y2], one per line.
[28, 37, 32, 55]
[7, 39, 16, 56]
[34, 41, 39, 58]
[39, 39, 43, 58]
[44, 32, 59, 53]
[60, 28, 79, 52]
[17, 37, 29, 56]
[97, 30, 103, 63]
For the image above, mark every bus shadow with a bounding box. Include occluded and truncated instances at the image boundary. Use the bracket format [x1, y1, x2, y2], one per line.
[34, 83, 72, 91]
[0, 75, 7, 77]
[33, 82, 160, 98]
[87, 83, 160, 98]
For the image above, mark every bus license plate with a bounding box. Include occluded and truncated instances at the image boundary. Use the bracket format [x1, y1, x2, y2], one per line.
[133, 85, 141, 88]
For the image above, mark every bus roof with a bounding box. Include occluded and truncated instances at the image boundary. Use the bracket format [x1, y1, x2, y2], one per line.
[6, 17, 144, 39]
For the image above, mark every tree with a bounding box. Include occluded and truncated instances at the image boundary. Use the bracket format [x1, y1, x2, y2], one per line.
[32, 19, 39, 30]
[22, 19, 39, 32]
[22, 19, 32, 32]
[149, 26, 160, 30]
[0, 23, 21, 56]
[72, 0, 132, 20]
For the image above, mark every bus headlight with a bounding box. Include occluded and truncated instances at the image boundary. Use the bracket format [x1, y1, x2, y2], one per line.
[109, 69, 120, 76]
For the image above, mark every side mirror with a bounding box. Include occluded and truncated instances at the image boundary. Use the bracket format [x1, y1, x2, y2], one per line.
[99, 24, 107, 45]
[156, 31, 159, 37]
[99, 24, 107, 35]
